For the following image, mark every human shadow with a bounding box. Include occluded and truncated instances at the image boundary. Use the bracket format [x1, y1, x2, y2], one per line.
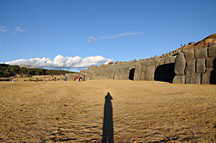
[102, 92, 114, 143]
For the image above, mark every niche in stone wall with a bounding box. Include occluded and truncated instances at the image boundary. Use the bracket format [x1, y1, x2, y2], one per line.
[129, 68, 135, 80]
[210, 58, 216, 84]
[154, 63, 175, 83]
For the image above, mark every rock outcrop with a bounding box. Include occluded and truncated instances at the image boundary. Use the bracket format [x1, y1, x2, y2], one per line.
[83, 33, 216, 84]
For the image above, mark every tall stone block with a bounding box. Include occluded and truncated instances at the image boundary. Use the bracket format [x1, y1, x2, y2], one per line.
[185, 59, 195, 74]
[175, 52, 186, 75]
[183, 48, 194, 60]
[201, 71, 211, 84]
[194, 47, 208, 58]
[196, 58, 206, 73]
[145, 65, 155, 80]
[186, 73, 201, 84]
[206, 57, 215, 69]
[208, 45, 216, 57]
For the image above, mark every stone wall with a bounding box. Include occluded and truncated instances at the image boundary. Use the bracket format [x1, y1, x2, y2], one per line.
[173, 45, 216, 84]
[84, 34, 216, 84]
[84, 55, 177, 82]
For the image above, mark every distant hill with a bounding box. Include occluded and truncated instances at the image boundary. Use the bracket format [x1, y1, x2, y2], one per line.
[0, 64, 75, 78]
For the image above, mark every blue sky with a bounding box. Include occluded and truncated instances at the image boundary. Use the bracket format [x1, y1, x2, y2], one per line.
[0, 0, 215, 68]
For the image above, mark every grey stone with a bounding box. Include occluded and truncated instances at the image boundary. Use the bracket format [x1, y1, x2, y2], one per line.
[157, 58, 165, 66]
[201, 71, 212, 84]
[196, 58, 206, 73]
[174, 52, 186, 75]
[186, 73, 201, 84]
[194, 47, 208, 58]
[173, 75, 185, 84]
[183, 48, 194, 60]
[164, 57, 171, 64]
[145, 65, 155, 80]
[185, 59, 195, 74]
[169, 56, 176, 63]
[138, 65, 147, 80]
[208, 45, 216, 57]
[206, 57, 215, 69]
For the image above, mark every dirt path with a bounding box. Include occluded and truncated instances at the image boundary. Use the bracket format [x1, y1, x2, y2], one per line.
[0, 80, 216, 143]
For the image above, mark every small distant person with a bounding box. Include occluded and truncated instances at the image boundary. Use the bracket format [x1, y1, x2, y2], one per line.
[11, 78, 14, 88]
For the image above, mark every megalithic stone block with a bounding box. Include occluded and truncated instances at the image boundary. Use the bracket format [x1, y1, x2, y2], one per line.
[196, 58, 206, 73]
[145, 65, 155, 80]
[183, 48, 194, 60]
[195, 47, 208, 58]
[201, 70, 212, 84]
[186, 73, 201, 84]
[208, 45, 216, 57]
[186, 59, 196, 74]
[175, 52, 186, 75]
[206, 57, 215, 69]
[173, 75, 185, 84]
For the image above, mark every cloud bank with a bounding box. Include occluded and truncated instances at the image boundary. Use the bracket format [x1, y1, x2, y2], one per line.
[5, 55, 112, 68]
[88, 32, 143, 43]
[0, 25, 25, 33]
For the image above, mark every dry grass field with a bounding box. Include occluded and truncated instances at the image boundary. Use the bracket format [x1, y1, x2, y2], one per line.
[0, 80, 216, 143]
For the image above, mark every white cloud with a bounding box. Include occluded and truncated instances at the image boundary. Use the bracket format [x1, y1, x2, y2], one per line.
[88, 32, 143, 43]
[5, 55, 112, 68]
[101, 32, 143, 40]
[88, 36, 97, 43]
[15, 25, 25, 32]
[0, 25, 8, 32]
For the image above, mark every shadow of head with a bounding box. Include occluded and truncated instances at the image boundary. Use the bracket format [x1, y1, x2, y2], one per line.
[105, 92, 113, 100]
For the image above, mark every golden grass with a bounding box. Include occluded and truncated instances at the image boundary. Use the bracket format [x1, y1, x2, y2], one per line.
[0, 80, 216, 143]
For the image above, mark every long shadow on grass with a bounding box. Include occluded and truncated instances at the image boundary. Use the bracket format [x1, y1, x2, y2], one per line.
[102, 92, 114, 143]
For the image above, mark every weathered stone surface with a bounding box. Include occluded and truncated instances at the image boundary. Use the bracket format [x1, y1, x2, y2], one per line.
[139, 71, 145, 80]
[208, 45, 216, 57]
[186, 73, 201, 84]
[185, 59, 195, 74]
[163, 56, 176, 64]
[183, 48, 194, 60]
[157, 58, 165, 66]
[194, 47, 208, 58]
[196, 58, 206, 73]
[137, 65, 146, 80]
[201, 71, 212, 84]
[173, 75, 185, 84]
[174, 52, 186, 75]
[169, 56, 176, 63]
[206, 57, 215, 69]
[145, 65, 155, 80]
[114, 68, 130, 80]
[164, 57, 171, 64]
